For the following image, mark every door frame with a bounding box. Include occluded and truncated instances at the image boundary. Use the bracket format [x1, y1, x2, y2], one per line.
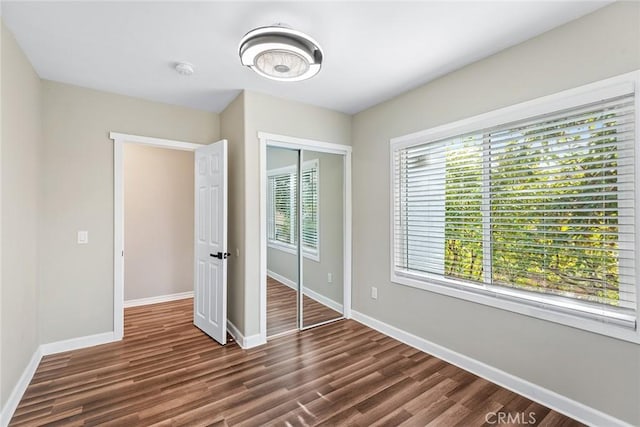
[110, 132, 202, 340]
[259, 132, 353, 343]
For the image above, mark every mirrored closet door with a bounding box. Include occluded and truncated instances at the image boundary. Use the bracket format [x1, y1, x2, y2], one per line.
[265, 144, 346, 338]
[301, 149, 344, 329]
[266, 146, 300, 337]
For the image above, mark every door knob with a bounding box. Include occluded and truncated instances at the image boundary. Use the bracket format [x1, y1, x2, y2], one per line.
[210, 252, 231, 259]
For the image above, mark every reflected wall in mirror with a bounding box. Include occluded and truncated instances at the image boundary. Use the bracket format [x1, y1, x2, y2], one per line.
[301, 150, 344, 328]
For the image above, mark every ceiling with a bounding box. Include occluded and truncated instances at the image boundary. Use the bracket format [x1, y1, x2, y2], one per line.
[1, 1, 610, 114]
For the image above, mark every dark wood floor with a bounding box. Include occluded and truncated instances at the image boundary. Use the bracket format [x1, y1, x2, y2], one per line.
[267, 277, 342, 337]
[10, 298, 583, 426]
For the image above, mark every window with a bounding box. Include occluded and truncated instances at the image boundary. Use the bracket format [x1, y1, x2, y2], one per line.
[391, 74, 639, 340]
[267, 160, 319, 260]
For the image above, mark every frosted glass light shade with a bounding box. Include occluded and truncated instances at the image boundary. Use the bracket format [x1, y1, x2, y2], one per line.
[255, 50, 310, 79]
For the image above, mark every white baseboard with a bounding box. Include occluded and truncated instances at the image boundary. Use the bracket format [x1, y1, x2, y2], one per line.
[244, 333, 267, 348]
[0, 330, 118, 427]
[267, 271, 343, 314]
[40, 332, 118, 356]
[267, 270, 296, 289]
[227, 320, 266, 349]
[1, 347, 43, 427]
[351, 310, 631, 427]
[226, 319, 243, 346]
[303, 287, 344, 314]
[123, 291, 194, 308]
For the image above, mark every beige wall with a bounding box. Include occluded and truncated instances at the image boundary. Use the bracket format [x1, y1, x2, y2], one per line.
[351, 2, 640, 424]
[220, 92, 245, 332]
[40, 81, 219, 343]
[123, 145, 194, 301]
[243, 90, 351, 336]
[0, 22, 42, 409]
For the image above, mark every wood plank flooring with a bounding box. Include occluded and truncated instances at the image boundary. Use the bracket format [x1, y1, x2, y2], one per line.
[267, 277, 342, 337]
[10, 298, 583, 426]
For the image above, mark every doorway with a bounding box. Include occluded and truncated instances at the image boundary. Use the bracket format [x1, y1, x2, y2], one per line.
[111, 133, 208, 340]
[122, 144, 194, 308]
[260, 133, 352, 342]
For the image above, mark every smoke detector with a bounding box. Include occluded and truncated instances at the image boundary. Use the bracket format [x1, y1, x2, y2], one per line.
[175, 62, 195, 76]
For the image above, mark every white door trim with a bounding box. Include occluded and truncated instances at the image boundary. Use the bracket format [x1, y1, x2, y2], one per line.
[110, 132, 202, 340]
[110, 132, 202, 151]
[258, 132, 353, 345]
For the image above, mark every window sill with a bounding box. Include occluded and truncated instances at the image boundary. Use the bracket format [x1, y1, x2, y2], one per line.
[391, 270, 639, 344]
[268, 241, 320, 262]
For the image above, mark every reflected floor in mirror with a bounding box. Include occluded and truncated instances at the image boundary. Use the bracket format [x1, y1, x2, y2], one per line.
[267, 276, 341, 337]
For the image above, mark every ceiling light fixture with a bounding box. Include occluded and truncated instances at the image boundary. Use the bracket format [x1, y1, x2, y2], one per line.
[239, 25, 323, 82]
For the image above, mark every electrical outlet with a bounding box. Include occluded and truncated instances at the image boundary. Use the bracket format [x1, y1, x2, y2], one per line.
[77, 230, 88, 244]
[235, 248, 240, 257]
[327, 273, 333, 283]
[371, 286, 378, 300]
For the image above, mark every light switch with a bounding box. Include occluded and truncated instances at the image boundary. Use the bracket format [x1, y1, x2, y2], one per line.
[77, 230, 88, 244]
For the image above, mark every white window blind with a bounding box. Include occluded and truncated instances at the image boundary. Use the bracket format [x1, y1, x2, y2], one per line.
[301, 166, 319, 251]
[267, 160, 319, 255]
[392, 93, 636, 327]
[267, 172, 297, 246]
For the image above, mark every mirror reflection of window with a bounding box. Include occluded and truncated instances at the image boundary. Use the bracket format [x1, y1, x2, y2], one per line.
[267, 160, 319, 260]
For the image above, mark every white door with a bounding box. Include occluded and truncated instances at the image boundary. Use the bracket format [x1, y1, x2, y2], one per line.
[194, 139, 228, 345]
